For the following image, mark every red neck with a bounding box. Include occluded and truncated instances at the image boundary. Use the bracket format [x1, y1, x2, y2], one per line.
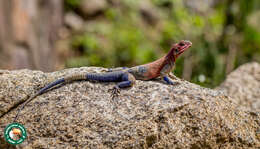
[165, 47, 176, 63]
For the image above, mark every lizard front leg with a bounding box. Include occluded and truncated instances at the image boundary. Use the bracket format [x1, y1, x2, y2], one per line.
[162, 76, 175, 85]
[160, 63, 175, 85]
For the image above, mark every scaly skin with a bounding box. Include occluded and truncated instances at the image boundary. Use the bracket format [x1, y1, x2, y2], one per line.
[13, 40, 192, 122]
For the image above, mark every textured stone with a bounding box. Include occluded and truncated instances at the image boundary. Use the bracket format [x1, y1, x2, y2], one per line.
[0, 67, 259, 148]
[218, 62, 260, 112]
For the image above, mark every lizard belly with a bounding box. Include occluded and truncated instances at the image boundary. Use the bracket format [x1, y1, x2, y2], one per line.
[143, 64, 161, 80]
[129, 57, 166, 80]
[129, 64, 161, 80]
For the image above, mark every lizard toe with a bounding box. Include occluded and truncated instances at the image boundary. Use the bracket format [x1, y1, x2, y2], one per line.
[108, 86, 121, 98]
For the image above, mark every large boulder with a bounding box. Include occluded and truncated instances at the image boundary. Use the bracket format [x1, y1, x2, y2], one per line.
[217, 62, 260, 112]
[0, 67, 259, 148]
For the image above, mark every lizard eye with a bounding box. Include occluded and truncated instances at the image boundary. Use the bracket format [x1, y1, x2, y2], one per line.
[179, 42, 185, 46]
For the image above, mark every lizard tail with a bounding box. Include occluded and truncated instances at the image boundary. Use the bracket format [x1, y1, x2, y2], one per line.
[14, 74, 86, 122]
[13, 78, 65, 122]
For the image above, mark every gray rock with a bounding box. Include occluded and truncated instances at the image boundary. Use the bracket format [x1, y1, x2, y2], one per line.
[0, 67, 259, 148]
[217, 62, 260, 112]
[65, 12, 84, 31]
[80, 0, 108, 17]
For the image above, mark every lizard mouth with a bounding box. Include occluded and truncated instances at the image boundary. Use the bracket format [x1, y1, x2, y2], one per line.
[178, 40, 192, 55]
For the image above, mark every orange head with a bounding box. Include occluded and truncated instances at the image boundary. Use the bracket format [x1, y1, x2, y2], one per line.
[166, 40, 192, 61]
[173, 40, 192, 58]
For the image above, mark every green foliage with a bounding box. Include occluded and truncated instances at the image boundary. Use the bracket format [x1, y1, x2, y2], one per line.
[64, 0, 81, 11]
[243, 26, 260, 53]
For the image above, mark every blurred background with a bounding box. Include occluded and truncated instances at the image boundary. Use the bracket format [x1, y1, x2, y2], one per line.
[0, 0, 259, 88]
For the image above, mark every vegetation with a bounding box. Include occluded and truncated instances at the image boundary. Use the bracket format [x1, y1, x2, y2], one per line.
[64, 0, 260, 88]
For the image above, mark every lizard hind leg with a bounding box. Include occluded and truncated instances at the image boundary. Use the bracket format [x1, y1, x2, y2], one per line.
[109, 73, 136, 98]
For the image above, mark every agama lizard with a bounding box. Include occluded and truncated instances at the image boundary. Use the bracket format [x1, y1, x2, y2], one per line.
[13, 40, 192, 122]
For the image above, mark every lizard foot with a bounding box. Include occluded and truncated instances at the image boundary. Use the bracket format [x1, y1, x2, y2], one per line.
[168, 81, 181, 86]
[108, 86, 120, 98]
[168, 73, 178, 80]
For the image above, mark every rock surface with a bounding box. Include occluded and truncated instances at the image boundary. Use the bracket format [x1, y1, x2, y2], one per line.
[0, 67, 259, 148]
[217, 62, 260, 112]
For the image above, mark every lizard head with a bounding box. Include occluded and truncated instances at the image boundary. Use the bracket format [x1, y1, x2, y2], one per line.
[172, 40, 192, 58]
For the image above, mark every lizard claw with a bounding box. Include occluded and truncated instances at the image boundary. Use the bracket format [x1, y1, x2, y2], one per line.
[108, 86, 120, 98]
[168, 73, 178, 80]
[168, 82, 174, 85]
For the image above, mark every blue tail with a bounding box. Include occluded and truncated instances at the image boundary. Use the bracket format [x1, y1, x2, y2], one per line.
[13, 78, 65, 122]
[38, 78, 65, 94]
[86, 72, 126, 82]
